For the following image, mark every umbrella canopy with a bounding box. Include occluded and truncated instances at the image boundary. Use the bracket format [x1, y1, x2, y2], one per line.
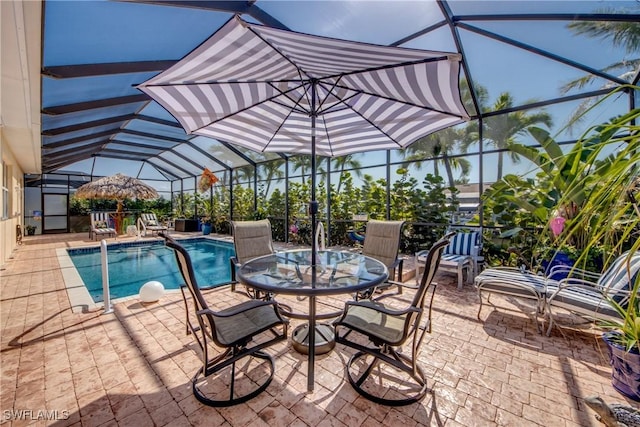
[138, 16, 469, 157]
[137, 15, 469, 266]
[76, 173, 159, 213]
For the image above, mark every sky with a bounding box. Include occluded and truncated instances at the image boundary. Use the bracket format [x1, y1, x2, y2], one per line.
[42, 0, 639, 188]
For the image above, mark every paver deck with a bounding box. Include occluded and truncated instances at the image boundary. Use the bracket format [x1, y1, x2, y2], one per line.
[1, 233, 635, 426]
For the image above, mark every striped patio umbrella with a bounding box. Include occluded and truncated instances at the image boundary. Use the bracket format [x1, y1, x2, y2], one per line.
[137, 15, 469, 265]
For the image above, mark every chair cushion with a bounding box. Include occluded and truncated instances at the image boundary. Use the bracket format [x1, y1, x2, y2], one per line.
[546, 283, 620, 319]
[444, 232, 478, 256]
[598, 252, 640, 303]
[339, 301, 407, 345]
[146, 219, 157, 226]
[214, 300, 283, 346]
[94, 221, 107, 229]
[475, 268, 547, 297]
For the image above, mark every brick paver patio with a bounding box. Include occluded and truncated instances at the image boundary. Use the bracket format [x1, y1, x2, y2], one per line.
[1, 233, 635, 426]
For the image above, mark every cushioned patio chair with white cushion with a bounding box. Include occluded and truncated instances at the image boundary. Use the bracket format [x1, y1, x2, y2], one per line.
[138, 212, 167, 236]
[89, 212, 116, 240]
[333, 234, 450, 405]
[166, 237, 288, 406]
[545, 251, 640, 336]
[416, 228, 481, 289]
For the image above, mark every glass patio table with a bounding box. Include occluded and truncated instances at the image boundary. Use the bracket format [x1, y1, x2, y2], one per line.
[237, 249, 388, 392]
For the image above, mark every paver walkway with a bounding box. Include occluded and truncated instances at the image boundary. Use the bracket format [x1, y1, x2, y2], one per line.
[1, 233, 634, 426]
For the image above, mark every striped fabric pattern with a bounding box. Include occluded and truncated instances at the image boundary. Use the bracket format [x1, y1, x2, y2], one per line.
[444, 232, 478, 256]
[475, 268, 547, 295]
[598, 251, 640, 299]
[138, 16, 469, 158]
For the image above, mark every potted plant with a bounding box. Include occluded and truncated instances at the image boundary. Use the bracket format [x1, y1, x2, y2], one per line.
[547, 91, 640, 400]
[201, 216, 212, 235]
[24, 225, 37, 236]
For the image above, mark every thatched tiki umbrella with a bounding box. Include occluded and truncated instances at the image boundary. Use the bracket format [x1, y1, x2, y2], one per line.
[76, 173, 159, 234]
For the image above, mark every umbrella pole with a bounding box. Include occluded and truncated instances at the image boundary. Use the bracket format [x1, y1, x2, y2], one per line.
[308, 79, 318, 392]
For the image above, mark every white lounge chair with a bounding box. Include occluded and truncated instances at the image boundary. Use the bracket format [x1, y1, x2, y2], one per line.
[138, 212, 167, 236]
[89, 212, 116, 240]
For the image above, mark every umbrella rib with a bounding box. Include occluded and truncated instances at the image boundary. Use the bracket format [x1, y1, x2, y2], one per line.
[330, 82, 468, 119]
[315, 75, 345, 114]
[263, 83, 313, 152]
[244, 19, 315, 83]
[319, 55, 454, 82]
[187, 81, 308, 134]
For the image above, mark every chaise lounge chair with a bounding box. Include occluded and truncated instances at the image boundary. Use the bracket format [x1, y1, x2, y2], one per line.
[138, 212, 167, 236]
[89, 212, 116, 240]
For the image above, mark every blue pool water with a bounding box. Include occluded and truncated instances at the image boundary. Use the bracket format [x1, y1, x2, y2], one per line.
[67, 238, 235, 302]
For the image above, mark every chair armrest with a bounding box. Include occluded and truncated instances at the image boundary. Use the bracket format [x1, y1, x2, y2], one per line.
[197, 299, 279, 318]
[388, 258, 403, 282]
[549, 265, 601, 280]
[229, 256, 239, 282]
[344, 300, 420, 317]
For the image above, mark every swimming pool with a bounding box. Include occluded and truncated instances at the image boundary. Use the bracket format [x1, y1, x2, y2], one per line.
[67, 238, 235, 302]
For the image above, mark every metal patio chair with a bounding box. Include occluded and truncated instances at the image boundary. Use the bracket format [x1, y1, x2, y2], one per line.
[166, 237, 288, 406]
[230, 219, 275, 299]
[333, 234, 450, 405]
[357, 220, 405, 299]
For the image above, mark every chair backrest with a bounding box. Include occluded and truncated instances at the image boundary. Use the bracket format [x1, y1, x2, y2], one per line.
[412, 233, 452, 309]
[91, 212, 111, 228]
[166, 238, 209, 313]
[231, 219, 274, 264]
[141, 212, 159, 225]
[443, 228, 480, 256]
[165, 237, 228, 349]
[599, 251, 640, 301]
[362, 220, 405, 268]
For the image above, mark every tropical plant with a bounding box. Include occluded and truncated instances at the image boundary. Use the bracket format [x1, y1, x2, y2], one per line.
[331, 155, 363, 193]
[465, 92, 553, 181]
[258, 159, 285, 198]
[561, 11, 640, 128]
[490, 86, 640, 349]
[402, 127, 471, 188]
[553, 100, 640, 350]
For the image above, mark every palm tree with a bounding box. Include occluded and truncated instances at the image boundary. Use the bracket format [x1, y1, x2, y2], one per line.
[561, 13, 640, 128]
[290, 155, 311, 184]
[331, 155, 363, 193]
[258, 159, 285, 197]
[232, 165, 254, 185]
[403, 127, 470, 188]
[465, 93, 553, 181]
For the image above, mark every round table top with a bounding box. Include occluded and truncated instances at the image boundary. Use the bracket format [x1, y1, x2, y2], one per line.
[237, 249, 389, 296]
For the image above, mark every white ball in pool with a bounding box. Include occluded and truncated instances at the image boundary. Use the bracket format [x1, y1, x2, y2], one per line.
[139, 281, 165, 303]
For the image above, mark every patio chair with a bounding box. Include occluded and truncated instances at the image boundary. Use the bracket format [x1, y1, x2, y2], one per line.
[230, 219, 275, 299]
[89, 212, 116, 240]
[138, 212, 167, 236]
[165, 237, 288, 406]
[357, 220, 405, 299]
[545, 251, 640, 336]
[415, 226, 482, 289]
[333, 234, 450, 405]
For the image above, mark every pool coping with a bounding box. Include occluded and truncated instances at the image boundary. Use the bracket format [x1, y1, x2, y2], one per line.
[56, 235, 233, 313]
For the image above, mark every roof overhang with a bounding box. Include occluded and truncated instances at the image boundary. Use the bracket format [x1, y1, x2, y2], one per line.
[1, 0, 42, 173]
